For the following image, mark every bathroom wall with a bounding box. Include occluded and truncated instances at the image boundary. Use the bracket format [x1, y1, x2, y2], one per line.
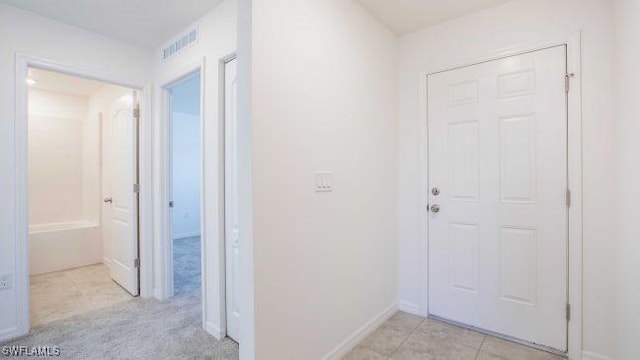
[28, 89, 87, 226]
[28, 88, 102, 275]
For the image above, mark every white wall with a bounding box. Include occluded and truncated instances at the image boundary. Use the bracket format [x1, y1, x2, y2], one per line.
[397, 0, 615, 358]
[250, 0, 398, 358]
[28, 89, 87, 225]
[0, 3, 152, 341]
[152, 0, 236, 337]
[171, 111, 201, 239]
[170, 74, 201, 239]
[236, 0, 254, 357]
[613, 0, 640, 359]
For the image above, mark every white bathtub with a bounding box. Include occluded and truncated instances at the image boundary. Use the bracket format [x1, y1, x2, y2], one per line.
[29, 221, 102, 275]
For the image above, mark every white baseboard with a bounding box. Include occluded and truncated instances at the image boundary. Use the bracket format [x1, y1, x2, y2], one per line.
[0, 327, 21, 344]
[204, 321, 225, 341]
[398, 301, 421, 316]
[173, 232, 201, 240]
[322, 303, 398, 360]
[582, 351, 613, 360]
[103, 257, 111, 269]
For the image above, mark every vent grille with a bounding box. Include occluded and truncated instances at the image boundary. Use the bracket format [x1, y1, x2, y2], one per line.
[162, 28, 198, 61]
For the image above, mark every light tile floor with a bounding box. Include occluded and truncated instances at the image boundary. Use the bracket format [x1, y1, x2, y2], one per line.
[344, 312, 565, 360]
[30, 264, 132, 326]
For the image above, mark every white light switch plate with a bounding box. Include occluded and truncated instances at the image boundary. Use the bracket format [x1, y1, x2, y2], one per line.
[314, 171, 333, 192]
[0, 273, 12, 290]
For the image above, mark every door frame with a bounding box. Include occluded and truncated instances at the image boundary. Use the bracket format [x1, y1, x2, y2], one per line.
[13, 53, 153, 337]
[220, 52, 238, 341]
[417, 33, 582, 359]
[157, 61, 205, 298]
[156, 56, 230, 340]
[159, 68, 203, 299]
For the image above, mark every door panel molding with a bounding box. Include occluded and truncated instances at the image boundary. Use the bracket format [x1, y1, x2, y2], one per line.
[417, 33, 583, 359]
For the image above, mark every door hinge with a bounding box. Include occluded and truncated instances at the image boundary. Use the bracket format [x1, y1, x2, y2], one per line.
[134, 258, 140, 268]
[133, 183, 140, 193]
[169, 201, 174, 208]
[133, 104, 140, 119]
[566, 189, 571, 207]
[565, 74, 570, 93]
[566, 303, 571, 321]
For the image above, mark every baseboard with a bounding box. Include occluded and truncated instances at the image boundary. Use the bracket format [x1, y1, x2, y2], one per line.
[204, 321, 225, 341]
[322, 302, 398, 360]
[103, 257, 111, 269]
[398, 301, 421, 316]
[0, 327, 21, 344]
[173, 232, 201, 240]
[582, 351, 613, 360]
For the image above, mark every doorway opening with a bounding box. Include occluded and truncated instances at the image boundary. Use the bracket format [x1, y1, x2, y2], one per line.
[158, 55, 240, 343]
[167, 72, 204, 300]
[26, 67, 140, 326]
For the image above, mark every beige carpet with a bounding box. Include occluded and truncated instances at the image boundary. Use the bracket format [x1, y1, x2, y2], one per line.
[2, 293, 238, 359]
[30, 264, 132, 326]
[2, 237, 238, 359]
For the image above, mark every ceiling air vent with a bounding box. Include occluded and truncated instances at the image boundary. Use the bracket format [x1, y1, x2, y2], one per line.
[162, 28, 198, 61]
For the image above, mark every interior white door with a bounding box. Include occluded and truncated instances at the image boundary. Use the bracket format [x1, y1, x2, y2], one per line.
[224, 57, 240, 341]
[104, 92, 139, 296]
[427, 46, 568, 350]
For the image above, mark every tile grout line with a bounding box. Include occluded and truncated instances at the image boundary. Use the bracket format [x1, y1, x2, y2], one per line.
[388, 317, 426, 359]
[474, 335, 486, 360]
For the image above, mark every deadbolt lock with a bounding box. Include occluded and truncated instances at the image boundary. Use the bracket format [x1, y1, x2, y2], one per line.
[431, 187, 440, 196]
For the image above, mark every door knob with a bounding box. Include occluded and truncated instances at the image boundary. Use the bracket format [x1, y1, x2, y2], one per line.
[430, 204, 440, 213]
[103, 197, 113, 203]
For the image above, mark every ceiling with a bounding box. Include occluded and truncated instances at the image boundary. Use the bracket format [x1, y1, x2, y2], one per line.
[356, 0, 512, 35]
[28, 68, 107, 97]
[0, 0, 223, 49]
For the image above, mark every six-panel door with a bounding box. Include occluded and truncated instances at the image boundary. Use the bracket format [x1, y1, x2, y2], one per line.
[428, 46, 568, 350]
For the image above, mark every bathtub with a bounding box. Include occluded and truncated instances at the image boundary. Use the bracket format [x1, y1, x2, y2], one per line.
[29, 221, 102, 275]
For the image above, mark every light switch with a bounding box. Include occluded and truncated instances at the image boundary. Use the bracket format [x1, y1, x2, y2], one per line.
[314, 171, 333, 193]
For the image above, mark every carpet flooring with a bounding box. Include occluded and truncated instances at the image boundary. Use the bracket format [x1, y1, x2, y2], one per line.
[1, 236, 238, 359]
[30, 264, 132, 327]
[173, 236, 202, 296]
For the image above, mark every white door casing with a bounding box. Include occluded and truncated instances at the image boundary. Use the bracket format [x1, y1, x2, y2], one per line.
[104, 91, 140, 296]
[224, 57, 240, 341]
[427, 46, 568, 350]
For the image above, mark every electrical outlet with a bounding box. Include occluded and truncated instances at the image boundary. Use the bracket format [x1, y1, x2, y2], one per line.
[314, 171, 333, 193]
[0, 273, 13, 290]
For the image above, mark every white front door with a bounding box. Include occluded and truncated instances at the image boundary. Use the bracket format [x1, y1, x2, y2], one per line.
[104, 92, 139, 296]
[427, 46, 568, 350]
[224, 57, 240, 341]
